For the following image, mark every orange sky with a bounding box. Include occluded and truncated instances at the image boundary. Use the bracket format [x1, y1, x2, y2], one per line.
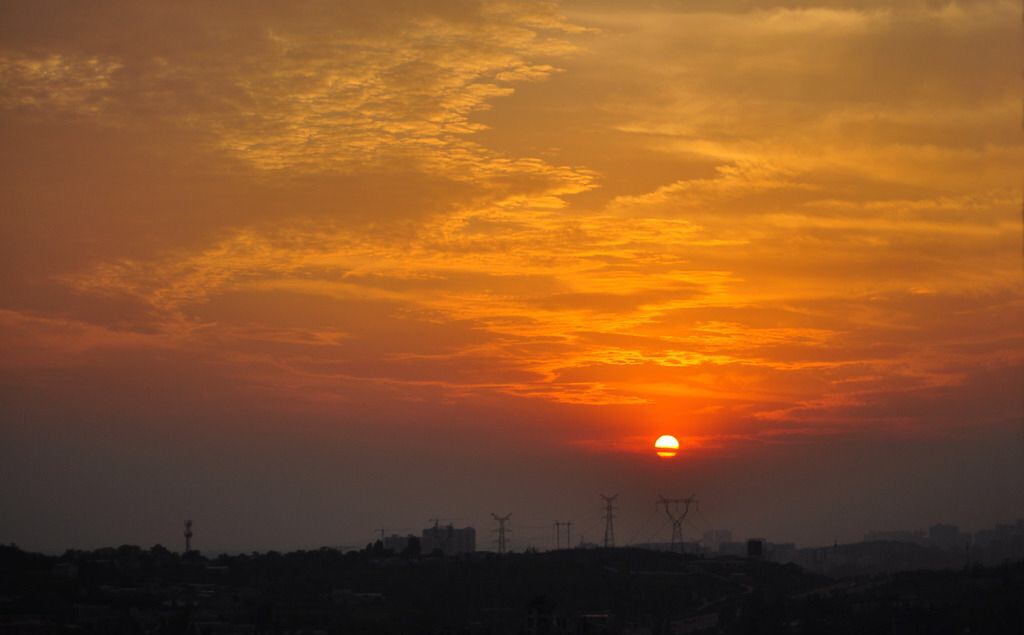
[1, 0, 1022, 551]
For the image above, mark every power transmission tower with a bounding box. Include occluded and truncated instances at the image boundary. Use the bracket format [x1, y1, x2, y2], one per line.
[183, 519, 193, 554]
[601, 494, 618, 548]
[657, 495, 697, 553]
[567, 521, 573, 548]
[553, 522, 563, 550]
[492, 513, 511, 554]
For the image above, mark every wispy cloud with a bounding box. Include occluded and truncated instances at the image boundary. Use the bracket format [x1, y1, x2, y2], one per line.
[2, 0, 1020, 448]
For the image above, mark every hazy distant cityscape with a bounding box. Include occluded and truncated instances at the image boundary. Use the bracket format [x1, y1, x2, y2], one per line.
[3, 516, 1022, 634]
[4, 490, 1022, 633]
[372, 517, 1024, 578]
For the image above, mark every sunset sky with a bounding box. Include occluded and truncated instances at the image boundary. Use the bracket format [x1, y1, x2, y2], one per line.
[2, 0, 1022, 553]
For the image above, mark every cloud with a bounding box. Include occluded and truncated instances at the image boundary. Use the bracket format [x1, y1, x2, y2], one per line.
[1, 0, 1020, 447]
[571, 0, 1019, 187]
[0, 54, 121, 112]
[0, 0, 597, 206]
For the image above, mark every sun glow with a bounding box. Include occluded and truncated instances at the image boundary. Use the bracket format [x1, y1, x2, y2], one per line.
[654, 434, 680, 458]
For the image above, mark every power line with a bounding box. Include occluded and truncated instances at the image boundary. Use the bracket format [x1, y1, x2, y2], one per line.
[625, 506, 663, 546]
[561, 502, 603, 548]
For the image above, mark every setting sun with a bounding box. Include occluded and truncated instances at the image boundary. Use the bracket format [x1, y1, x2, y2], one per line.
[654, 435, 680, 458]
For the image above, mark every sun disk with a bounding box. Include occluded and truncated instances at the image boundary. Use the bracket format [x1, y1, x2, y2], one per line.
[654, 434, 680, 458]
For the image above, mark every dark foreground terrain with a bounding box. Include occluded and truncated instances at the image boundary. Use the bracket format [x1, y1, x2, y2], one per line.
[1, 544, 1021, 634]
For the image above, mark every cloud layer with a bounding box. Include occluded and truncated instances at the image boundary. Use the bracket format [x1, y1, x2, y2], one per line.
[1, 0, 1021, 549]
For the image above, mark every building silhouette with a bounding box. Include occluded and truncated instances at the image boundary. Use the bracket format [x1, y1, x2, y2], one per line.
[421, 524, 476, 555]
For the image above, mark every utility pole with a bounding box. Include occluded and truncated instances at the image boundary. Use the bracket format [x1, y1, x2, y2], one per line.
[657, 495, 697, 553]
[492, 513, 511, 554]
[184, 519, 193, 554]
[553, 521, 573, 550]
[601, 494, 618, 548]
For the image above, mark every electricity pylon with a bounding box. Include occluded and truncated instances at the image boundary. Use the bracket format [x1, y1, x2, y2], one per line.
[601, 494, 618, 548]
[184, 519, 193, 554]
[492, 513, 511, 554]
[657, 495, 697, 553]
